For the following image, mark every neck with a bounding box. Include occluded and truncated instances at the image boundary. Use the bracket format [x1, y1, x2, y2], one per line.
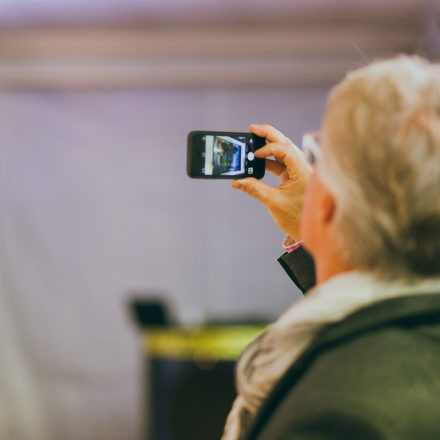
[312, 243, 354, 285]
[316, 261, 353, 284]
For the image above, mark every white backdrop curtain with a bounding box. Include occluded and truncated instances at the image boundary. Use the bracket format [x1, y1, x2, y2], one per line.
[0, 88, 325, 439]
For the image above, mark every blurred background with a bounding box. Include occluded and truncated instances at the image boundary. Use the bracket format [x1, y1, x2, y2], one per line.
[0, 0, 439, 439]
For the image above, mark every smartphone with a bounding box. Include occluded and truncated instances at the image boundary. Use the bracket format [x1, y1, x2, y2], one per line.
[187, 131, 265, 179]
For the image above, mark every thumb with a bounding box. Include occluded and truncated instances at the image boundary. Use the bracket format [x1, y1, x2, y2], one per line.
[231, 178, 272, 205]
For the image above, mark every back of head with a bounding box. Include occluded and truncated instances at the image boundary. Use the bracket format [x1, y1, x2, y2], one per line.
[320, 55, 440, 280]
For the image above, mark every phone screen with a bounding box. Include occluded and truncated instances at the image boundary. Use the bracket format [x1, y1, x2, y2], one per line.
[187, 131, 265, 179]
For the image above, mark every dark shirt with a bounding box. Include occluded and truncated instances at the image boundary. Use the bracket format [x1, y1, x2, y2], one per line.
[248, 251, 440, 439]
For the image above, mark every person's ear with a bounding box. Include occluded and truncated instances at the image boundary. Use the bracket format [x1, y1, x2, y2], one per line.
[319, 185, 336, 226]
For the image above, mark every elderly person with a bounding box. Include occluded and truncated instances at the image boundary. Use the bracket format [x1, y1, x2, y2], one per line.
[222, 56, 440, 439]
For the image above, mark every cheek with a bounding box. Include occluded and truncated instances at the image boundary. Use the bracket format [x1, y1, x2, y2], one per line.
[300, 172, 319, 248]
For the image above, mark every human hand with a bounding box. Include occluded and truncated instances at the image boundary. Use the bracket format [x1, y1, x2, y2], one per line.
[231, 124, 311, 241]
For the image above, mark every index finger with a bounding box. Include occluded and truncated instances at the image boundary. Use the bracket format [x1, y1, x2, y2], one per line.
[250, 124, 288, 144]
[256, 141, 310, 175]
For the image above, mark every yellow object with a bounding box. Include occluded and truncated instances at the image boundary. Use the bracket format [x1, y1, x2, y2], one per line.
[142, 325, 266, 361]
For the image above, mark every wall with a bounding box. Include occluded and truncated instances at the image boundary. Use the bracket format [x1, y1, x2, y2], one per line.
[0, 86, 327, 439]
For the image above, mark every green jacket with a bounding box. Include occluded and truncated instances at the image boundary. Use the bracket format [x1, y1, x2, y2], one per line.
[245, 290, 440, 440]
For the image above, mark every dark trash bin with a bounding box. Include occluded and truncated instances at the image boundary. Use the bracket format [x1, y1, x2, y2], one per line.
[130, 301, 264, 440]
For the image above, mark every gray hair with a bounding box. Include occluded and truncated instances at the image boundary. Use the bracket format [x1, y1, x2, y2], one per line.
[319, 55, 440, 279]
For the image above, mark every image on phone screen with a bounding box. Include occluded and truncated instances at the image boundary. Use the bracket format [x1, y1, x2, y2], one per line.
[203, 135, 246, 176]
